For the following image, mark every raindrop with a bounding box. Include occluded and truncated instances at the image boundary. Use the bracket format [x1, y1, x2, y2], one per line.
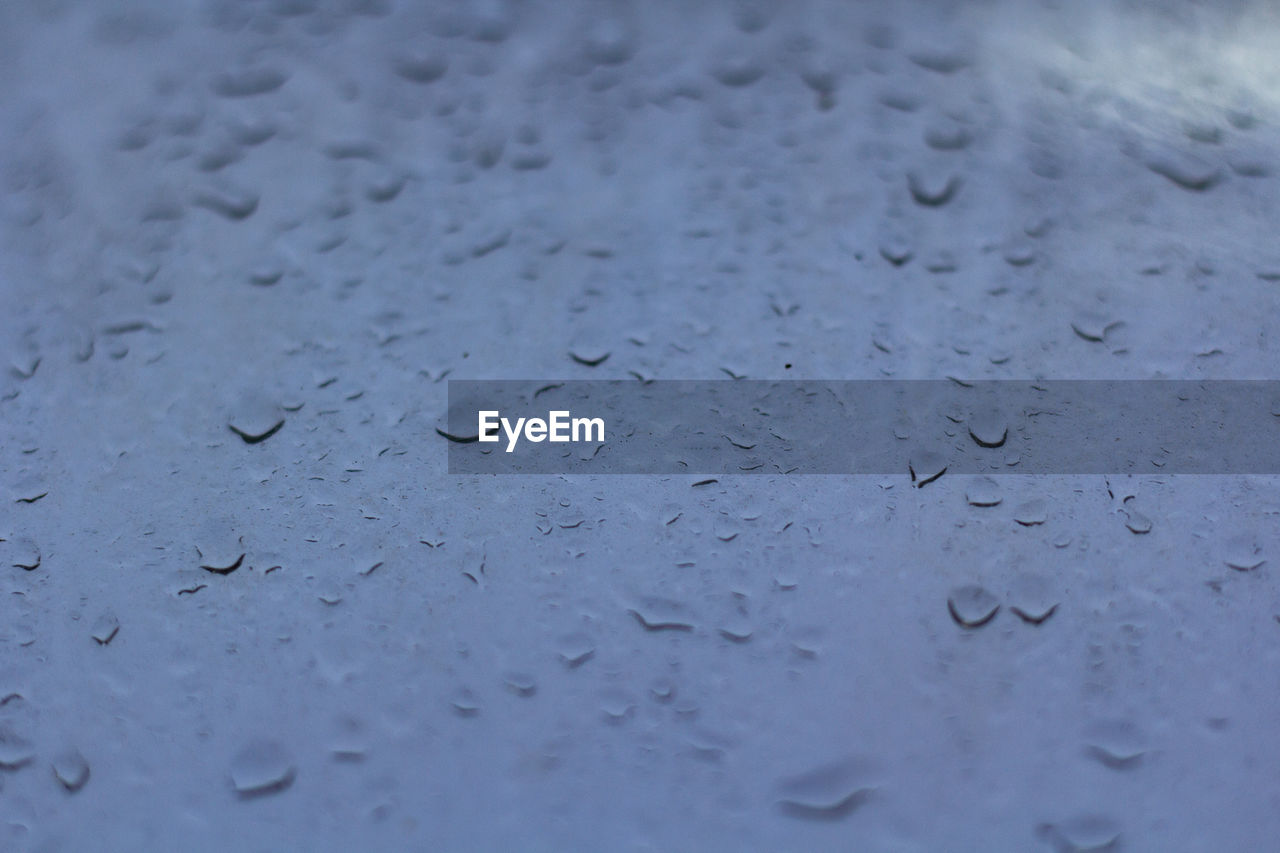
[1036, 814, 1122, 852]
[947, 585, 1000, 628]
[717, 619, 753, 643]
[248, 263, 284, 287]
[628, 597, 695, 632]
[91, 613, 120, 646]
[51, 749, 90, 792]
[193, 185, 258, 221]
[228, 395, 285, 444]
[775, 757, 879, 821]
[879, 237, 913, 266]
[1124, 511, 1152, 535]
[451, 688, 481, 717]
[909, 48, 971, 74]
[965, 477, 1002, 507]
[1008, 573, 1059, 625]
[569, 349, 611, 367]
[555, 632, 595, 669]
[1224, 537, 1264, 572]
[391, 52, 448, 84]
[1071, 311, 1122, 343]
[211, 67, 288, 98]
[230, 740, 296, 798]
[502, 672, 537, 698]
[923, 121, 971, 151]
[0, 728, 35, 770]
[10, 537, 41, 571]
[909, 450, 947, 487]
[366, 169, 407, 202]
[584, 17, 635, 66]
[649, 678, 676, 703]
[1083, 719, 1146, 771]
[1013, 499, 1047, 526]
[1144, 149, 1222, 191]
[968, 410, 1007, 448]
[599, 689, 636, 724]
[1003, 243, 1036, 267]
[709, 51, 766, 88]
[907, 171, 961, 207]
[196, 526, 245, 575]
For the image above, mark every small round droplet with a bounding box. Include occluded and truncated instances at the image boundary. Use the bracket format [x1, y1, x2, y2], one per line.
[230, 740, 296, 798]
[227, 393, 285, 444]
[907, 171, 961, 206]
[52, 749, 91, 793]
[1071, 311, 1121, 343]
[1014, 499, 1048, 526]
[1224, 536, 1265, 572]
[502, 672, 537, 697]
[776, 757, 880, 821]
[1083, 719, 1146, 771]
[909, 450, 947, 487]
[968, 410, 1007, 448]
[1124, 511, 1152, 535]
[948, 585, 1000, 628]
[91, 613, 120, 646]
[0, 727, 34, 770]
[965, 477, 1002, 507]
[1008, 573, 1059, 625]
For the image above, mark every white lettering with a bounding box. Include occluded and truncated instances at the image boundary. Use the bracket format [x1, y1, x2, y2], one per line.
[548, 411, 570, 442]
[478, 411, 500, 442]
[478, 410, 605, 452]
[572, 416, 605, 442]
[502, 416, 526, 453]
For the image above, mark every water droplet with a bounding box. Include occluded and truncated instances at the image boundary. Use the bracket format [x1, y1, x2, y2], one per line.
[1083, 719, 1146, 770]
[90, 613, 120, 646]
[193, 184, 259, 221]
[965, 477, 1003, 507]
[196, 524, 245, 575]
[211, 67, 289, 98]
[909, 48, 971, 74]
[948, 585, 1000, 628]
[628, 597, 695, 632]
[1003, 242, 1036, 267]
[1145, 148, 1221, 191]
[968, 410, 1008, 448]
[1014, 499, 1048, 526]
[9, 537, 41, 571]
[1036, 814, 1122, 851]
[1224, 537, 1265, 572]
[909, 450, 947, 487]
[584, 17, 635, 66]
[1124, 511, 1152, 535]
[502, 672, 537, 697]
[51, 749, 90, 792]
[879, 237, 913, 266]
[776, 757, 880, 820]
[0, 728, 35, 769]
[391, 51, 448, 84]
[599, 688, 636, 724]
[907, 171, 961, 206]
[230, 740, 296, 797]
[451, 687, 481, 717]
[923, 120, 971, 151]
[228, 394, 285, 444]
[709, 51, 766, 88]
[1009, 573, 1059, 625]
[555, 632, 595, 668]
[1071, 311, 1122, 343]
